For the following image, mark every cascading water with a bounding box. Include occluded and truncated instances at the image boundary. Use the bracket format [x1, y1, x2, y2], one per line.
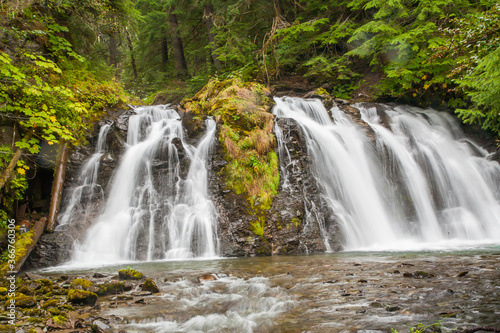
[56, 124, 110, 230]
[273, 97, 500, 251]
[72, 105, 218, 264]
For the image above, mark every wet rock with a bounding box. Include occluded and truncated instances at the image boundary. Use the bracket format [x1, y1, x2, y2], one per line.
[386, 305, 400, 312]
[70, 278, 94, 291]
[132, 291, 152, 297]
[141, 278, 159, 293]
[67, 289, 98, 306]
[198, 274, 217, 282]
[93, 273, 107, 278]
[92, 319, 111, 332]
[97, 281, 126, 296]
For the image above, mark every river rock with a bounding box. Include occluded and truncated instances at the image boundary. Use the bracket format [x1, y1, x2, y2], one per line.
[141, 278, 159, 293]
[67, 289, 98, 306]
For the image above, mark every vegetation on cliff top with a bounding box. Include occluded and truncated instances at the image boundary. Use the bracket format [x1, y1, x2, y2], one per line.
[182, 78, 279, 217]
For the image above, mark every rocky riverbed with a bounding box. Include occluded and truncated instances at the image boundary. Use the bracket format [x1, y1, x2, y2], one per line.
[3, 249, 500, 332]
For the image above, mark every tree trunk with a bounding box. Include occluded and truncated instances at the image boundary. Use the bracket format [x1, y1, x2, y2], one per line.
[161, 36, 169, 68]
[126, 29, 138, 81]
[46, 143, 69, 232]
[168, 10, 189, 79]
[0, 132, 32, 192]
[204, 4, 222, 70]
[109, 33, 118, 68]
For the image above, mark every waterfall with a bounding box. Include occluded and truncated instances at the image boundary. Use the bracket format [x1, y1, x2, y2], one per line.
[72, 105, 219, 264]
[273, 97, 500, 251]
[56, 124, 110, 230]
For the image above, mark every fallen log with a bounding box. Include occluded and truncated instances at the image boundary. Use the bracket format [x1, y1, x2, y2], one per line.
[46, 142, 69, 232]
[13, 217, 47, 272]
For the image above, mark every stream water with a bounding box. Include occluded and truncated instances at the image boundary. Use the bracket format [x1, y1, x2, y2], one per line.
[41, 248, 500, 332]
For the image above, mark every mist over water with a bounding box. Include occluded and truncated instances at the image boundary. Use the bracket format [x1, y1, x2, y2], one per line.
[273, 97, 500, 251]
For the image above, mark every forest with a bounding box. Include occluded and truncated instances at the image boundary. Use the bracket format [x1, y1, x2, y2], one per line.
[0, 0, 499, 226]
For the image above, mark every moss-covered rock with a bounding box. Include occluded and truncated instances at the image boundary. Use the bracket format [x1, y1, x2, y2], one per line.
[96, 281, 126, 296]
[141, 278, 159, 293]
[3, 293, 36, 308]
[41, 298, 59, 309]
[70, 278, 93, 290]
[67, 289, 98, 306]
[0, 288, 7, 296]
[118, 267, 143, 280]
[182, 78, 278, 216]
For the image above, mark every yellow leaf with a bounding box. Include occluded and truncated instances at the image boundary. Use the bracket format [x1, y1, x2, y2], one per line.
[48, 141, 54, 145]
[422, 75, 427, 80]
[442, 83, 447, 88]
[413, 93, 417, 97]
[424, 84, 430, 90]
[17, 168, 26, 175]
[50, 116, 57, 122]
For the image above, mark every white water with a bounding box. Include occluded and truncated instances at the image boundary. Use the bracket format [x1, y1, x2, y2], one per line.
[273, 97, 500, 251]
[72, 105, 219, 263]
[56, 124, 110, 230]
[121, 275, 295, 333]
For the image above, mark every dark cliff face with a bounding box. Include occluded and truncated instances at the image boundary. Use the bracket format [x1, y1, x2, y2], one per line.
[26, 102, 340, 268]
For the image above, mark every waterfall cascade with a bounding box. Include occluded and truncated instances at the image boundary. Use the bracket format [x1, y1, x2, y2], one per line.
[72, 105, 219, 263]
[56, 124, 110, 230]
[273, 97, 500, 251]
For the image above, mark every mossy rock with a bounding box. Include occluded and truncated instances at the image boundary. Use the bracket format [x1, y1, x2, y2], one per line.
[67, 289, 98, 306]
[3, 293, 36, 308]
[70, 278, 94, 291]
[96, 281, 126, 296]
[41, 298, 59, 309]
[36, 279, 53, 287]
[0, 288, 6, 296]
[141, 278, 159, 293]
[118, 267, 143, 280]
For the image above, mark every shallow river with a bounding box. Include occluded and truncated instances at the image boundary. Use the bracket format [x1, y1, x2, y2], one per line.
[41, 247, 500, 332]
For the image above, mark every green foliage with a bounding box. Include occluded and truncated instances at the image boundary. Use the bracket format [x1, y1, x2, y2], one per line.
[182, 78, 279, 211]
[455, 46, 500, 132]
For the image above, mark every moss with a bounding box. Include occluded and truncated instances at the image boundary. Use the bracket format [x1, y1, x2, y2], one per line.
[0, 287, 7, 296]
[118, 267, 143, 280]
[290, 218, 301, 228]
[0, 230, 35, 276]
[96, 281, 126, 296]
[70, 278, 93, 290]
[48, 307, 61, 315]
[42, 298, 59, 309]
[4, 293, 36, 308]
[67, 289, 98, 306]
[182, 78, 279, 214]
[141, 278, 159, 293]
[52, 314, 67, 325]
[36, 279, 53, 287]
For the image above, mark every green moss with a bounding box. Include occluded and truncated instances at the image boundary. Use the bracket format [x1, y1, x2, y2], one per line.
[4, 293, 36, 308]
[182, 78, 279, 215]
[37, 279, 53, 287]
[290, 218, 301, 228]
[42, 298, 59, 309]
[0, 287, 7, 296]
[0, 230, 35, 276]
[118, 267, 143, 280]
[52, 314, 67, 325]
[48, 307, 61, 315]
[67, 289, 98, 306]
[96, 281, 125, 296]
[70, 278, 93, 290]
[141, 278, 159, 293]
